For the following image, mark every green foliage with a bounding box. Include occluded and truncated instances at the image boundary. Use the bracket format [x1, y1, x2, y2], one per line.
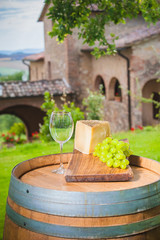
[0, 71, 24, 82]
[62, 102, 84, 133]
[45, 0, 160, 58]
[82, 86, 105, 120]
[9, 122, 26, 138]
[0, 114, 22, 132]
[1, 132, 16, 144]
[39, 91, 58, 142]
[39, 91, 84, 142]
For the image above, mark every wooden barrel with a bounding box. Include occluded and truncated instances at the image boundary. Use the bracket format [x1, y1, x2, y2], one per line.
[3, 153, 160, 240]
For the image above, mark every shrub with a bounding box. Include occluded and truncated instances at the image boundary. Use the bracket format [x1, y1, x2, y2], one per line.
[1, 132, 16, 144]
[0, 114, 22, 131]
[9, 122, 26, 138]
[0, 71, 24, 82]
[62, 102, 84, 135]
[39, 91, 84, 142]
[32, 131, 39, 140]
[39, 92, 58, 142]
[82, 86, 105, 120]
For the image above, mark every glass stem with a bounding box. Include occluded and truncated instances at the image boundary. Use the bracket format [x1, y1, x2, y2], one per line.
[60, 142, 63, 168]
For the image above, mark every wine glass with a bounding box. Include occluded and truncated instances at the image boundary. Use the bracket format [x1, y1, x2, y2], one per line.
[49, 111, 74, 174]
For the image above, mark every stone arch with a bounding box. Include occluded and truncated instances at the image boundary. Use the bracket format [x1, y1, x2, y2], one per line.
[109, 77, 122, 102]
[94, 75, 106, 96]
[0, 105, 45, 140]
[142, 79, 160, 126]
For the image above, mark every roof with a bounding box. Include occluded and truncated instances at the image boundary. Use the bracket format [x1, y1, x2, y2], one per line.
[23, 52, 44, 62]
[0, 79, 74, 98]
[81, 21, 160, 52]
[38, 3, 49, 22]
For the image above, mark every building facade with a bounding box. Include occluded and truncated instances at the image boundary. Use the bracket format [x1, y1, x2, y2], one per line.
[36, 4, 160, 132]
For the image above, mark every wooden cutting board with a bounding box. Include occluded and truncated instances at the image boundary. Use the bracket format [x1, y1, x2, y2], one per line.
[65, 149, 134, 182]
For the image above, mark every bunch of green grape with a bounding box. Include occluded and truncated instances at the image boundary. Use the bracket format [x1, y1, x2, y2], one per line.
[93, 137, 133, 169]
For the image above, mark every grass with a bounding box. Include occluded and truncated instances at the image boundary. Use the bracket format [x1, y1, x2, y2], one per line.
[0, 139, 74, 239]
[113, 125, 160, 162]
[0, 125, 160, 239]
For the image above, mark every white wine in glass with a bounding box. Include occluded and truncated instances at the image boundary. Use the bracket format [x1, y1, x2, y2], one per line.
[49, 111, 74, 174]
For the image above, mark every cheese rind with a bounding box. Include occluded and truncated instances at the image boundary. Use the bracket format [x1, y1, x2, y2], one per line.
[74, 120, 111, 154]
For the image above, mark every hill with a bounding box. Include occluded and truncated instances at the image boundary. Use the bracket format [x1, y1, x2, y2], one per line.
[0, 49, 44, 60]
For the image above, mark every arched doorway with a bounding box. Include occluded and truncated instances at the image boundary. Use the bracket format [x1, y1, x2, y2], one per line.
[0, 105, 45, 140]
[142, 79, 160, 126]
[109, 78, 122, 102]
[95, 75, 106, 96]
[0, 114, 27, 143]
[0, 114, 23, 131]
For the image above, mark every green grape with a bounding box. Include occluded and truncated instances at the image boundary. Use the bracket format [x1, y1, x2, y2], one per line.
[100, 151, 107, 157]
[93, 151, 97, 157]
[93, 137, 133, 169]
[124, 142, 129, 150]
[103, 137, 112, 144]
[100, 156, 106, 162]
[129, 150, 133, 155]
[117, 149, 123, 155]
[116, 141, 125, 150]
[106, 152, 113, 159]
[96, 151, 101, 157]
[113, 160, 121, 168]
[106, 159, 114, 167]
[124, 150, 129, 157]
[115, 153, 121, 160]
[113, 157, 117, 162]
[110, 147, 116, 154]
[122, 159, 130, 165]
[103, 144, 110, 151]
[111, 139, 119, 145]
[120, 162, 127, 169]
[94, 144, 101, 152]
[119, 153, 126, 160]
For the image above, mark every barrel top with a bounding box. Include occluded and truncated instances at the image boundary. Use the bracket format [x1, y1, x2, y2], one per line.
[20, 164, 160, 192]
[10, 153, 160, 193]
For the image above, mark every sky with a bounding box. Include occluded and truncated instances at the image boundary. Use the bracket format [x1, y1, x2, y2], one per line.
[0, 0, 45, 51]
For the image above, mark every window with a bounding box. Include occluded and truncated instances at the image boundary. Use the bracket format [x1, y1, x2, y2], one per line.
[109, 78, 122, 102]
[95, 75, 106, 95]
[153, 92, 160, 120]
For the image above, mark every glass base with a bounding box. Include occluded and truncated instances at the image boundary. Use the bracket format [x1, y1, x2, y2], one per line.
[52, 166, 65, 174]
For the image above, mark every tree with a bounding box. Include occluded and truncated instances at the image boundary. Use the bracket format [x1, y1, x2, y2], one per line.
[45, 0, 160, 58]
[0, 71, 24, 82]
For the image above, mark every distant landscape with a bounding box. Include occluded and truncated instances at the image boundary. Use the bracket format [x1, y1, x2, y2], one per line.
[0, 48, 43, 76]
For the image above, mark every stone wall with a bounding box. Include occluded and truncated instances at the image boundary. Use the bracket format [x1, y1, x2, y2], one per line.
[43, 15, 68, 82]
[30, 61, 44, 81]
[130, 37, 160, 127]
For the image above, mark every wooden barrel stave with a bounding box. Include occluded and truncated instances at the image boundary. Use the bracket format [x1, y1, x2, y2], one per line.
[4, 216, 160, 240]
[3, 154, 160, 239]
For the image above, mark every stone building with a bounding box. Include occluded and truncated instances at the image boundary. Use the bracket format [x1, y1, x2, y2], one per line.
[0, 3, 160, 136]
[23, 52, 45, 81]
[37, 4, 160, 132]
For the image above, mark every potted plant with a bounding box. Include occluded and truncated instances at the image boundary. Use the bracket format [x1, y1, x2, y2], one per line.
[115, 92, 121, 102]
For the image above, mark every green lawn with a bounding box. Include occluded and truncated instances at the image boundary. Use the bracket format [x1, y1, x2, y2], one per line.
[0, 126, 160, 239]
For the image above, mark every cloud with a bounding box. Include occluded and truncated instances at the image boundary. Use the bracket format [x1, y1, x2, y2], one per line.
[0, 0, 45, 50]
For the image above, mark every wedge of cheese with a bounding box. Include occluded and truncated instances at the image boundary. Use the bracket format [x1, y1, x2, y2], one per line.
[74, 120, 111, 154]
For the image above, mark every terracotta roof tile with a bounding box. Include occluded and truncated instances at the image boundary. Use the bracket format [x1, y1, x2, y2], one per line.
[81, 21, 160, 51]
[0, 79, 74, 98]
[23, 52, 44, 62]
